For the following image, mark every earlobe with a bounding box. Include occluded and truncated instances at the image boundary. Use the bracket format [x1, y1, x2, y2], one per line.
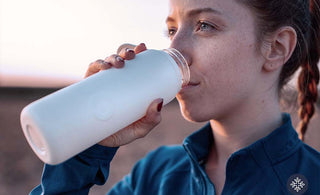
[262, 26, 297, 72]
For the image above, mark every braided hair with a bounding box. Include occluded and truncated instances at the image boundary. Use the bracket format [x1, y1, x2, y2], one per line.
[298, 1, 320, 141]
[239, 0, 320, 141]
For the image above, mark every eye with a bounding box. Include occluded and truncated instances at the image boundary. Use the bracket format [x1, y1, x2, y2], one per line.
[196, 21, 217, 32]
[165, 27, 177, 38]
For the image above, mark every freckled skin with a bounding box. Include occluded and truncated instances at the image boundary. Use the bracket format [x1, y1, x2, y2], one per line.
[168, 0, 267, 122]
[167, 2, 289, 193]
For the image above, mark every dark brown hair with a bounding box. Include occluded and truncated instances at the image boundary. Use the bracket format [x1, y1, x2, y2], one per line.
[239, 0, 320, 141]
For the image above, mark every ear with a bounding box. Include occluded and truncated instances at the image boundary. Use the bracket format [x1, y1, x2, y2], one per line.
[262, 26, 297, 72]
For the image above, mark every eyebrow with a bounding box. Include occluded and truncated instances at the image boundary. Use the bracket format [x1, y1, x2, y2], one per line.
[188, 7, 223, 17]
[166, 7, 223, 23]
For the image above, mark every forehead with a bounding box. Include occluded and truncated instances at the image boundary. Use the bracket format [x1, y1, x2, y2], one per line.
[168, 0, 249, 20]
[170, 0, 225, 7]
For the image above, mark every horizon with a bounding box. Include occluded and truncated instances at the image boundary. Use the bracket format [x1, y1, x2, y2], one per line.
[0, 0, 170, 87]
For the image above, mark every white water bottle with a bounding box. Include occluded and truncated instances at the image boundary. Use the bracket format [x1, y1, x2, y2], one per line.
[20, 48, 190, 165]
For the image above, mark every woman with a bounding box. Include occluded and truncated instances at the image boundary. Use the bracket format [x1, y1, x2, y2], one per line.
[31, 0, 320, 194]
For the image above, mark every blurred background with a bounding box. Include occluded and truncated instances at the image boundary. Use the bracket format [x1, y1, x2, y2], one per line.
[0, 0, 319, 194]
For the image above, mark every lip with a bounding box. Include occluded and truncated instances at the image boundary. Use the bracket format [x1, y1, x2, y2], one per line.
[181, 82, 200, 89]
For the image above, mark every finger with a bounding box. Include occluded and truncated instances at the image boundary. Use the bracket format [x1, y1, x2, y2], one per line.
[105, 54, 125, 68]
[134, 43, 147, 54]
[132, 98, 163, 138]
[117, 43, 136, 55]
[85, 59, 111, 78]
[118, 48, 135, 60]
[98, 98, 163, 147]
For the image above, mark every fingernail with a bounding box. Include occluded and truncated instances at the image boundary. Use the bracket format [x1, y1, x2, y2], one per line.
[126, 48, 134, 53]
[157, 99, 163, 112]
[103, 61, 109, 65]
[140, 43, 146, 47]
[97, 59, 104, 64]
[116, 56, 124, 62]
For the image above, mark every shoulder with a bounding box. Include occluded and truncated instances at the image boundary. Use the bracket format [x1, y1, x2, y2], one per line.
[130, 145, 190, 179]
[299, 142, 320, 166]
[277, 142, 320, 171]
[136, 145, 189, 171]
[274, 142, 320, 194]
[125, 145, 189, 191]
[108, 146, 190, 194]
[290, 143, 320, 193]
[147, 145, 187, 160]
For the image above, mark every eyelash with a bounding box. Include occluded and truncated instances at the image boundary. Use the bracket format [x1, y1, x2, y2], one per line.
[166, 21, 217, 38]
[196, 21, 217, 32]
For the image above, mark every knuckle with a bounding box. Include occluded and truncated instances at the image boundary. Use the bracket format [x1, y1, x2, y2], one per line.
[134, 128, 148, 138]
[90, 59, 103, 67]
[120, 47, 127, 54]
[96, 59, 104, 64]
[105, 54, 116, 61]
[110, 134, 121, 146]
[140, 115, 161, 130]
[88, 62, 95, 67]
[148, 114, 161, 125]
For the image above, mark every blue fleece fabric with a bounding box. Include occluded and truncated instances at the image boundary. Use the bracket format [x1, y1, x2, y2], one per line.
[30, 114, 320, 194]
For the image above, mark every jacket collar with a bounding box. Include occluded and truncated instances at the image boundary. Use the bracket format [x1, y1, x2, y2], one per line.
[183, 113, 301, 166]
[183, 123, 213, 164]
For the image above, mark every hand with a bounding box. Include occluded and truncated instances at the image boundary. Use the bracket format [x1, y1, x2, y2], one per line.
[85, 43, 163, 147]
[85, 43, 147, 78]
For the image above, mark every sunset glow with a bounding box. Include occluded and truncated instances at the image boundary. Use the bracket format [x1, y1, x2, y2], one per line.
[0, 0, 170, 87]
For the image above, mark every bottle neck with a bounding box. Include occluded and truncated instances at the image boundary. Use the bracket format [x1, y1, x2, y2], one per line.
[163, 48, 190, 87]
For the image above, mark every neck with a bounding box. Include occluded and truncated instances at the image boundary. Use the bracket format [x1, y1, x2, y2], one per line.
[209, 95, 283, 163]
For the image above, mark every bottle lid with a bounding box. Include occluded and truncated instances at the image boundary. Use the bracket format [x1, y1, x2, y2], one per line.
[163, 48, 190, 87]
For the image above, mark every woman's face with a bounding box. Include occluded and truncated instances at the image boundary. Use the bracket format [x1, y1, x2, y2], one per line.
[167, 0, 266, 122]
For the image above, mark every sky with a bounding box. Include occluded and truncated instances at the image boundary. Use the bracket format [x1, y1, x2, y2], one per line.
[1, 0, 318, 89]
[0, 0, 170, 87]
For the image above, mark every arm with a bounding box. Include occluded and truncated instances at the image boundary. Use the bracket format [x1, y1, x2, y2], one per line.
[30, 43, 163, 194]
[30, 145, 118, 195]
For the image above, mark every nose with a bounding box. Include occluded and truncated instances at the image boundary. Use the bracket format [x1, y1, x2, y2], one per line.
[169, 32, 192, 66]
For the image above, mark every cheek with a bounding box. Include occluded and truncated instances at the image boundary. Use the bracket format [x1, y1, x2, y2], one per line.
[192, 37, 261, 109]
[178, 31, 262, 121]
[201, 35, 260, 89]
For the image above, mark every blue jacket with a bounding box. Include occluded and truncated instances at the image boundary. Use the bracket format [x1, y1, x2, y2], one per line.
[30, 114, 320, 194]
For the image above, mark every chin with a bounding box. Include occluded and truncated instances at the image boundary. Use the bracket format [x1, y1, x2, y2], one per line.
[178, 102, 210, 123]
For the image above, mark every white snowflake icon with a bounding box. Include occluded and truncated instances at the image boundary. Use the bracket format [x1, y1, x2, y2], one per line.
[290, 177, 306, 192]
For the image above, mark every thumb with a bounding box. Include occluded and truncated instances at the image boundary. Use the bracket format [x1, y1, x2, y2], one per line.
[98, 98, 164, 147]
[132, 98, 164, 138]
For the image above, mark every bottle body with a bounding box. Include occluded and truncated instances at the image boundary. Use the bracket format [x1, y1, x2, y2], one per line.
[20, 49, 189, 165]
